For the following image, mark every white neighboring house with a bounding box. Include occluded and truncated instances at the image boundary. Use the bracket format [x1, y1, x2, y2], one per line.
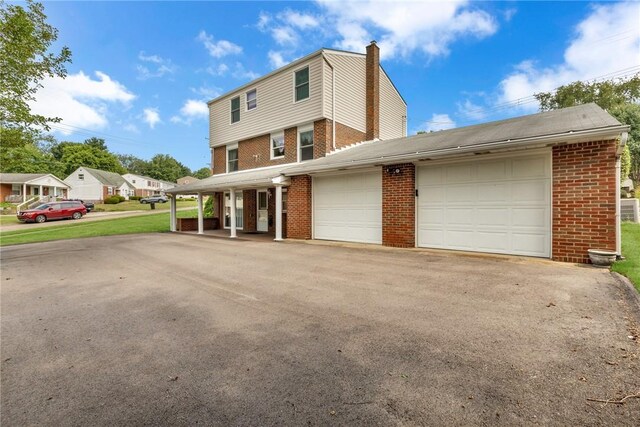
[122, 173, 174, 197]
[0, 173, 70, 203]
[64, 167, 135, 202]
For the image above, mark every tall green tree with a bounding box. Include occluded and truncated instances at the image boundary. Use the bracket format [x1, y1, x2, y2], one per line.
[534, 75, 640, 181]
[59, 143, 126, 176]
[193, 167, 212, 179]
[0, 143, 65, 176]
[0, 0, 72, 146]
[117, 154, 149, 175]
[144, 154, 191, 182]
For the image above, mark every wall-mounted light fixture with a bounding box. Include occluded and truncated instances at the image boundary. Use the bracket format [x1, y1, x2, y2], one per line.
[386, 166, 402, 175]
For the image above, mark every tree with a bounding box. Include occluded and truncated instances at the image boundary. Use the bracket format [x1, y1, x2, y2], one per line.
[59, 143, 126, 176]
[144, 154, 191, 182]
[0, 1, 72, 145]
[534, 74, 640, 112]
[117, 154, 149, 175]
[84, 137, 107, 151]
[534, 75, 640, 181]
[193, 167, 212, 179]
[0, 143, 64, 176]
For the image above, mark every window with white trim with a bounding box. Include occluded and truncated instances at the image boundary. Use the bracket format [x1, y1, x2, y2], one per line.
[227, 145, 238, 172]
[231, 96, 240, 123]
[298, 127, 314, 161]
[294, 67, 309, 102]
[246, 89, 257, 111]
[271, 132, 285, 159]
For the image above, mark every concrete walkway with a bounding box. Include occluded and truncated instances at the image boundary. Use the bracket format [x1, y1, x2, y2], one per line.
[0, 207, 194, 232]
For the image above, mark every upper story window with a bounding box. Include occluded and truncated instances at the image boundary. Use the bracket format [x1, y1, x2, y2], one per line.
[227, 145, 239, 172]
[231, 96, 240, 123]
[271, 132, 285, 159]
[246, 89, 257, 111]
[132, 179, 136, 184]
[294, 67, 309, 102]
[298, 126, 314, 161]
[78, 173, 84, 180]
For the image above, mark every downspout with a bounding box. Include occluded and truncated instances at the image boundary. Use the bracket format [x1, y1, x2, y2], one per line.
[323, 54, 336, 151]
[616, 131, 629, 258]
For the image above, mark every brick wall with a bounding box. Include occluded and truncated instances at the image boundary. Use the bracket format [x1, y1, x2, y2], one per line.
[366, 41, 380, 141]
[212, 146, 226, 175]
[0, 183, 12, 202]
[286, 175, 312, 239]
[316, 119, 367, 155]
[552, 140, 618, 263]
[243, 189, 257, 232]
[382, 164, 415, 247]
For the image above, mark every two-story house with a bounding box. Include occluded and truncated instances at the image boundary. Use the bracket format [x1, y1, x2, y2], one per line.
[122, 173, 174, 197]
[65, 167, 135, 202]
[167, 42, 629, 264]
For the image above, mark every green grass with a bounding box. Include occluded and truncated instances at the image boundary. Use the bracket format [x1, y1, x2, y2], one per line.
[0, 215, 20, 226]
[612, 222, 640, 291]
[94, 200, 196, 212]
[0, 209, 197, 247]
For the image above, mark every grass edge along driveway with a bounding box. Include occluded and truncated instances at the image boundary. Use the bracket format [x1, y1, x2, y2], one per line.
[612, 222, 640, 291]
[0, 210, 197, 247]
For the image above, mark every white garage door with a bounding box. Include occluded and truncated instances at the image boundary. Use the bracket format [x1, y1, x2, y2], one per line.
[314, 171, 382, 244]
[417, 154, 551, 257]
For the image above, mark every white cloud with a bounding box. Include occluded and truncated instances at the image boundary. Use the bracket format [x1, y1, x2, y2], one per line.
[191, 85, 222, 100]
[272, 26, 297, 46]
[232, 62, 260, 80]
[171, 99, 209, 125]
[498, 2, 640, 112]
[136, 51, 177, 80]
[417, 113, 456, 133]
[282, 10, 319, 30]
[315, 0, 497, 60]
[457, 99, 487, 121]
[197, 30, 242, 58]
[123, 123, 140, 133]
[206, 63, 229, 76]
[268, 50, 287, 69]
[29, 71, 135, 134]
[142, 108, 161, 129]
[257, 12, 271, 30]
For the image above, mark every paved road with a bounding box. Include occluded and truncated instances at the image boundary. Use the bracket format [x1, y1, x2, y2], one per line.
[0, 207, 193, 232]
[1, 234, 638, 425]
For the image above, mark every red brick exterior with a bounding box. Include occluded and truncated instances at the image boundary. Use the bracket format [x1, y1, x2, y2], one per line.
[365, 41, 380, 141]
[382, 164, 415, 247]
[243, 189, 257, 232]
[212, 146, 226, 175]
[286, 175, 312, 239]
[552, 140, 618, 263]
[0, 183, 12, 202]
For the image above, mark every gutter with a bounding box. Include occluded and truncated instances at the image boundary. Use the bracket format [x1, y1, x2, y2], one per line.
[616, 131, 629, 257]
[322, 54, 336, 151]
[282, 125, 630, 176]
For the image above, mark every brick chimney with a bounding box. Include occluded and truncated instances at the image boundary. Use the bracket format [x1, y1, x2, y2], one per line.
[365, 40, 380, 141]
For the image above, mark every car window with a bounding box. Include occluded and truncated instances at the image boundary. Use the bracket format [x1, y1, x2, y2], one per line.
[49, 204, 61, 210]
[36, 204, 50, 210]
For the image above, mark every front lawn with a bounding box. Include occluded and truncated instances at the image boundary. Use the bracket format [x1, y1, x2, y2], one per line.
[0, 215, 20, 226]
[612, 222, 640, 291]
[0, 209, 197, 247]
[94, 200, 196, 212]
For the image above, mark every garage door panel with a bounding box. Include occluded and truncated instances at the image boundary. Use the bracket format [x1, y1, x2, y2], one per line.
[418, 154, 551, 258]
[418, 166, 443, 186]
[313, 171, 382, 244]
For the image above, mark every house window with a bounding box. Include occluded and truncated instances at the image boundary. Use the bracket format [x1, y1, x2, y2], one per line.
[299, 127, 314, 161]
[132, 179, 136, 184]
[282, 190, 288, 213]
[271, 132, 285, 159]
[231, 96, 240, 123]
[294, 67, 309, 102]
[224, 191, 244, 229]
[227, 145, 239, 172]
[246, 89, 257, 111]
[78, 173, 84, 180]
[11, 184, 21, 195]
[107, 187, 113, 195]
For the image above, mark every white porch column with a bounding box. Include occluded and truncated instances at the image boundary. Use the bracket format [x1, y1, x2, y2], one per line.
[275, 185, 283, 241]
[197, 192, 204, 235]
[229, 188, 237, 238]
[22, 184, 26, 202]
[39, 185, 43, 198]
[170, 196, 177, 232]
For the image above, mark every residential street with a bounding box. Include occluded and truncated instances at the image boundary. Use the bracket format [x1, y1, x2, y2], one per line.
[1, 234, 638, 426]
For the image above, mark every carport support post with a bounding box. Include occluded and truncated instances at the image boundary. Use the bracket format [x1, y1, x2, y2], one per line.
[169, 196, 177, 232]
[22, 184, 26, 202]
[197, 192, 204, 235]
[230, 188, 237, 238]
[275, 185, 283, 241]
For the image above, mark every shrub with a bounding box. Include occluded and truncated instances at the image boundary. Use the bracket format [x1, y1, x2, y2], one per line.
[177, 197, 196, 202]
[117, 195, 125, 202]
[129, 196, 142, 201]
[104, 196, 121, 204]
[204, 196, 214, 217]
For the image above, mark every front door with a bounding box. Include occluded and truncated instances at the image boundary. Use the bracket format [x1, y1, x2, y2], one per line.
[257, 190, 268, 232]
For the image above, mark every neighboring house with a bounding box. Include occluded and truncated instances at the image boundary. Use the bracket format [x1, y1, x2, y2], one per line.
[64, 167, 135, 202]
[176, 176, 199, 199]
[166, 42, 629, 264]
[621, 178, 634, 195]
[0, 173, 69, 203]
[122, 173, 172, 197]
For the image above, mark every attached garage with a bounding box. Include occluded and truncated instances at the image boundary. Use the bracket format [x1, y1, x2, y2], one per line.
[417, 152, 551, 257]
[313, 170, 382, 244]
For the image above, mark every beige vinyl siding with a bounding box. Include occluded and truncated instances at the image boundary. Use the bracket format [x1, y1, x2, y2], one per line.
[209, 55, 324, 147]
[324, 52, 366, 133]
[379, 69, 406, 140]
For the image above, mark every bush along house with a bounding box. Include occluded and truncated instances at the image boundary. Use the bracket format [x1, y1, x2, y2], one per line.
[165, 41, 629, 264]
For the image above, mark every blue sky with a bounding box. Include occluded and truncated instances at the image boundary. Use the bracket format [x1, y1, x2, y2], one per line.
[29, 1, 640, 171]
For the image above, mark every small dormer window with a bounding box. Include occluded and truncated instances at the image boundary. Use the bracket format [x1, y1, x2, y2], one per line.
[246, 89, 257, 111]
[231, 96, 240, 123]
[294, 67, 309, 102]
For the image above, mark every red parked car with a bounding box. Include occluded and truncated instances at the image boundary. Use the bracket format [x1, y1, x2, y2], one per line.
[17, 201, 87, 223]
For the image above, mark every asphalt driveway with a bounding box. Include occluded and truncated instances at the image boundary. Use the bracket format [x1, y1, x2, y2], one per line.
[1, 234, 638, 425]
